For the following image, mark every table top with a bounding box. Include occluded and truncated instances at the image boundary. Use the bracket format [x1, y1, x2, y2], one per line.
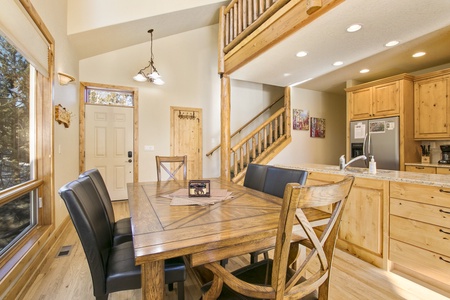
[127, 178, 289, 266]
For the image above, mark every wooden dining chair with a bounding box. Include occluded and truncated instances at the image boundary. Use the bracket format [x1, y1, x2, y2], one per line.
[201, 175, 355, 300]
[249, 166, 309, 264]
[156, 155, 188, 181]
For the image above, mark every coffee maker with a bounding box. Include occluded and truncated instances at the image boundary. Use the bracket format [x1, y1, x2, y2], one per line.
[438, 145, 450, 164]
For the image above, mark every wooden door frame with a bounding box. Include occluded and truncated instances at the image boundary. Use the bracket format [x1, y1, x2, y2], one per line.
[79, 82, 139, 183]
[170, 106, 203, 178]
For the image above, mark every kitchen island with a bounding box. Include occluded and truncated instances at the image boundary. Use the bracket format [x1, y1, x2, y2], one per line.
[277, 163, 450, 297]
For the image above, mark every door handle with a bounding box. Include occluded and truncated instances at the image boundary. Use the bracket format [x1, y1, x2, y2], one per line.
[126, 159, 132, 163]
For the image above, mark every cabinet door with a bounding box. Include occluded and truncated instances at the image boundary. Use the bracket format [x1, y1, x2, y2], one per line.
[349, 88, 372, 120]
[414, 77, 450, 139]
[337, 177, 387, 268]
[372, 81, 400, 117]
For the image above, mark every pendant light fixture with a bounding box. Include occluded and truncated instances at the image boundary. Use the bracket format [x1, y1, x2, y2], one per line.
[133, 29, 164, 85]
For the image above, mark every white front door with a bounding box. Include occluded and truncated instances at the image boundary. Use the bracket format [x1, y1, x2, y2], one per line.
[85, 104, 133, 200]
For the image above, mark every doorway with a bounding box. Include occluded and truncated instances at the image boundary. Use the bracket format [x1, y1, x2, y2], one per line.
[79, 82, 139, 200]
[170, 107, 203, 179]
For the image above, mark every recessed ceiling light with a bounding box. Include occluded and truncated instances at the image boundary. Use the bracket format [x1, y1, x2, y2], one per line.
[283, 73, 291, 77]
[360, 69, 370, 73]
[296, 51, 308, 57]
[347, 24, 362, 33]
[333, 61, 344, 66]
[412, 51, 426, 58]
[385, 40, 399, 47]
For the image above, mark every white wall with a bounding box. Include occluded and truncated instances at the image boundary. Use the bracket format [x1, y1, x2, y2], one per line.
[270, 88, 346, 166]
[67, 0, 226, 34]
[31, 0, 80, 227]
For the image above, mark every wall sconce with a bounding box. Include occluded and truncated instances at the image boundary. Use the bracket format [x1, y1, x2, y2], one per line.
[58, 72, 75, 85]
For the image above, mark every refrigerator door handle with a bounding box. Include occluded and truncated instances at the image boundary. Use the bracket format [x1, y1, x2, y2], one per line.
[363, 133, 368, 156]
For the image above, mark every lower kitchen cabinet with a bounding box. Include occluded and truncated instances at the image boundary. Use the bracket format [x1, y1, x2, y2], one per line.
[405, 165, 436, 174]
[337, 177, 388, 268]
[405, 164, 450, 174]
[390, 182, 450, 293]
[307, 172, 388, 268]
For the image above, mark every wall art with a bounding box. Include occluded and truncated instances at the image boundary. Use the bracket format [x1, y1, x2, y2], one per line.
[310, 117, 325, 138]
[293, 109, 309, 130]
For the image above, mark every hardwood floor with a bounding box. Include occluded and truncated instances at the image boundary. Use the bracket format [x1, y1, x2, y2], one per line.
[22, 201, 449, 300]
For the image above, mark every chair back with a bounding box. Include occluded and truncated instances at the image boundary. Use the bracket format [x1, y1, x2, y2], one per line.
[156, 155, 187, 181]
[271, 175, 355, 298]
[263, 166, 308, 198]
[79, 169, 115, 233]
[59, 177, 113, 297]
[243, 163, 269, 191]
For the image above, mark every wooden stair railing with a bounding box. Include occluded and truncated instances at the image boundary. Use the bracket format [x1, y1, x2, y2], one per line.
[231, 107, 286, 181]
[206, 96, 284, 157]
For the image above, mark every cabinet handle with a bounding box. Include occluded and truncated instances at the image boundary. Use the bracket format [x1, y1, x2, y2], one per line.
[439, 189, 450, 194]
[440, 257, 450, 264]
[415, 167, 425, 169]
[440, 229, 450, 235]
[439, 209, 450, 214]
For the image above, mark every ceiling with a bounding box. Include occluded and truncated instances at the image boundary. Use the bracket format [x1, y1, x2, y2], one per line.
[69, 0, 450, 96]
[230, 0, 450, 94]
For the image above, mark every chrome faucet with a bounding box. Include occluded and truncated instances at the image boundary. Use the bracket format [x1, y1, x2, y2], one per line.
[339, 155, 367, 170]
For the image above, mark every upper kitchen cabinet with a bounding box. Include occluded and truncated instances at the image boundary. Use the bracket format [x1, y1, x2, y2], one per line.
[346, 74, 414, 121]
[414, 68, 450, 140]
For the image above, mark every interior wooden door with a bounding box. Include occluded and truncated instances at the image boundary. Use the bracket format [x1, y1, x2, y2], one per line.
[171, 107, 202, 179]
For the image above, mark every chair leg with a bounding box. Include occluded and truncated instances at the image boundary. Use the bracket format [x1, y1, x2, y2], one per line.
[177, 281, 185, 300]
[95, 294, 108, 300]
[220, 259, 228, 267]
[263, 251, 269, 260]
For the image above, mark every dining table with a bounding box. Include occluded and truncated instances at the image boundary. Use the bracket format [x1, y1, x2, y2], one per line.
[127, 178, 330, 300]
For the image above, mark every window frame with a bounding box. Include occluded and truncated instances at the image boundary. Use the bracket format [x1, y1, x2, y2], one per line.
[0, 0, 54, 293]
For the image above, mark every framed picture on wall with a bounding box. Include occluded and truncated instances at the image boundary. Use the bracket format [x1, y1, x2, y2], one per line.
[293, 109, 309, 130]
[310, 117, 325, 138]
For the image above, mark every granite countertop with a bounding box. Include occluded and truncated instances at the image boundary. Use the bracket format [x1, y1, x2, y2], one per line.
[276, 163, 450, 188]
[405, 162, 450, 168]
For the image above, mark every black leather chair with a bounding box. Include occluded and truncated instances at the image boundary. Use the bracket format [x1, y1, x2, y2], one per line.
[262, 166, 308, 198]
[243, 163, 269, 191]
[79, 169, 132, 245]
[59, 177, 186, 300]
[248, 166, 308, 263]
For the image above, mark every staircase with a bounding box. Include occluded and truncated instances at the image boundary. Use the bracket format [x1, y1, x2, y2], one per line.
[206, 94, 291, 184]
[230, 106, 290, 184]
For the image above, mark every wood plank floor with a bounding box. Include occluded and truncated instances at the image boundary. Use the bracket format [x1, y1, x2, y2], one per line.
[22, 201, 449, 300]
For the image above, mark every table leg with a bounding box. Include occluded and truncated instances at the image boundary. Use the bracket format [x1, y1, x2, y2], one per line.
[142, 260, 164, 300]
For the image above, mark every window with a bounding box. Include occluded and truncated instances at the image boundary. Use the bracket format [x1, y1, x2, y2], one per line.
[0, 35, 39, 256]
[86, 87, 134, 106]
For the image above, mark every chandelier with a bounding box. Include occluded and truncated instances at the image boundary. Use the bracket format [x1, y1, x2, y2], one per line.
[133, 29, 164, 85]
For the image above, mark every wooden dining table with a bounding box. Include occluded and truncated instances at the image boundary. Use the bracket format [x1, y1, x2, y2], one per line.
[127, 178, 329, 300]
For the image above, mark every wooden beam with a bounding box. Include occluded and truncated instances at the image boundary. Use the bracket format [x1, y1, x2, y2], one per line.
[223, 0, 344, 74]
[220, 75, 231, 180]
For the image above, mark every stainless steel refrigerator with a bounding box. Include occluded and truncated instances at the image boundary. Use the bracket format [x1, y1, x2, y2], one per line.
[349, 116, 400, 170]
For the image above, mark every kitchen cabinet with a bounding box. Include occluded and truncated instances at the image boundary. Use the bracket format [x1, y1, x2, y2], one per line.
[405, 164, 450, 174]
[405, 165, 436, 174]
[307, 172, 388, 268]
[414, 70, 450, 139]
[346, 76, 412, 121]
[389, 182, 450, 293]
[346, 74, 419, 170]
[437, 167, 450, 175]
